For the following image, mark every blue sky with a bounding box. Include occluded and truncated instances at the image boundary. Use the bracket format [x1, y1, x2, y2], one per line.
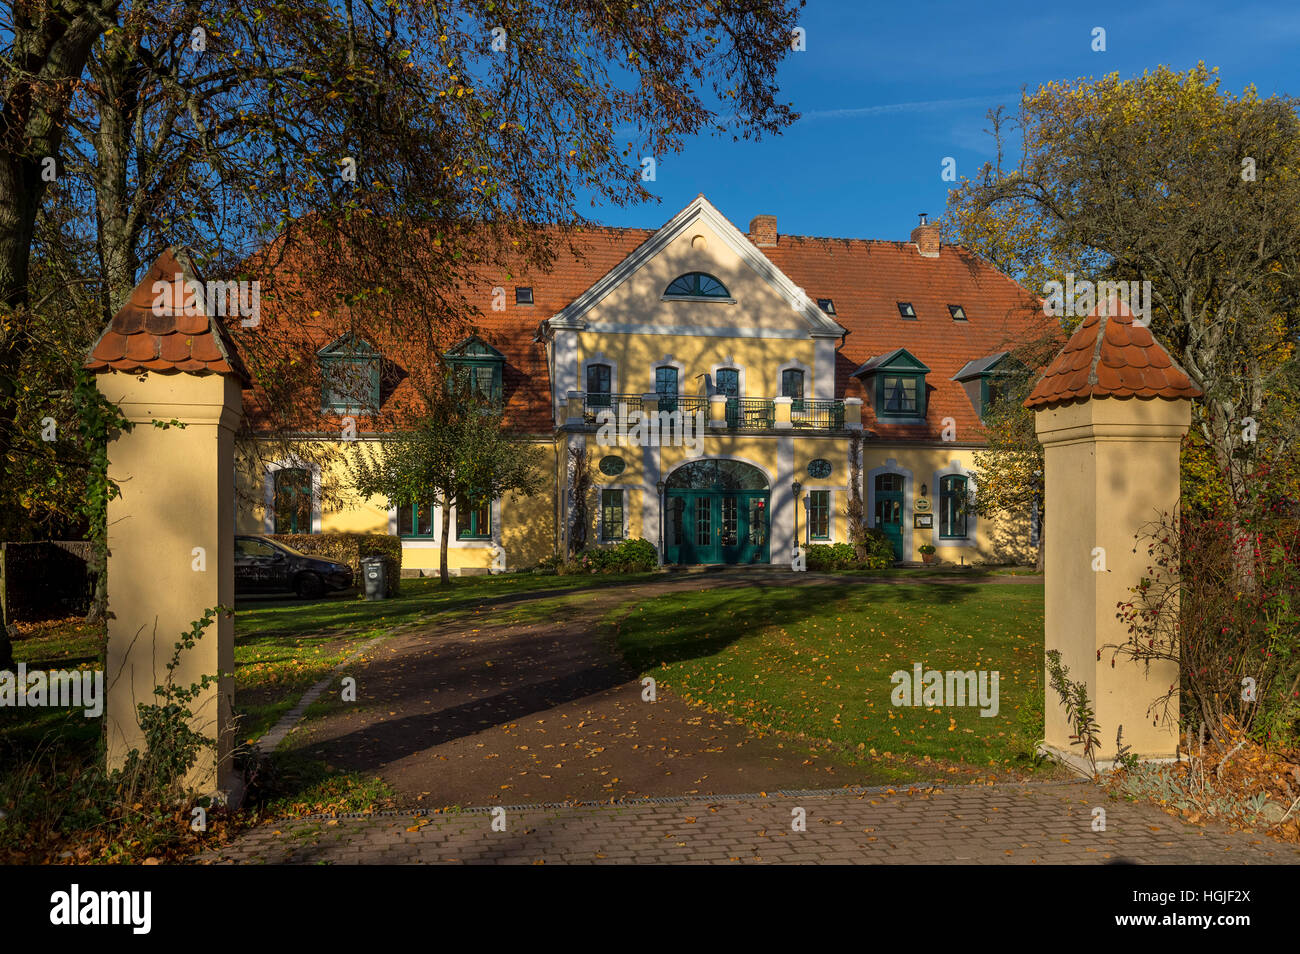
[593, 0, 1300, 241]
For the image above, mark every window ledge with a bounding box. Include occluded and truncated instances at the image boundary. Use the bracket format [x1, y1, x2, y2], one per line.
[660, 295, 738, 304]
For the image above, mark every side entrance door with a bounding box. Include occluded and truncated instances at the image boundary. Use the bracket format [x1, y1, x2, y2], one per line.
[873, 473, 905, 560]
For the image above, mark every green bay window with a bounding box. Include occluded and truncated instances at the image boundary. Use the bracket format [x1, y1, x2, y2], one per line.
[939, 475, 969, 538]
[601, 489, 625, 541]
[852, 348, 930, 421]
[808, 489, 830, 541]
[457, 494, 491, 540]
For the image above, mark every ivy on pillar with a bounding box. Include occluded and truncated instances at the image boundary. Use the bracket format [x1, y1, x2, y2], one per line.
[84, 248, 251, 798]
[1025, 307, 1201, 772]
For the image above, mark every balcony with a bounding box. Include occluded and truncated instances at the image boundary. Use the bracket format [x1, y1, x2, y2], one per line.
[574, 391, 856, 432]
[790, 399, 846, 429]
[724, 398, 775, 429]
[583, 392, 643, 422]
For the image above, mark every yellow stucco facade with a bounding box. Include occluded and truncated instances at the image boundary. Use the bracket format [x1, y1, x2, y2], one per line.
[236, 197, 1036, 572]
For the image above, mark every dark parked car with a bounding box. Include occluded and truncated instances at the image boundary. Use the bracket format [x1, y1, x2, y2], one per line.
[234, 535, 353, 598]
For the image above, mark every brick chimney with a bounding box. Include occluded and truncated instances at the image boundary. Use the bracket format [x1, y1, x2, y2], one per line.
[749, 214, 777, 247]
[910, 212, 940, 258]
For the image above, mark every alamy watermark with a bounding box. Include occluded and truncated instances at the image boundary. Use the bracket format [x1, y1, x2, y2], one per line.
[1042, 274, 1151, 327]
[151, 273, 261, 328]
[890, 663, 1000, 717]
[594, 403, 705, 454]
[0, 664, 104, 718]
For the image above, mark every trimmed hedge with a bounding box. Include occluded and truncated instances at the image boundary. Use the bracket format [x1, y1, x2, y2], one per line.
[267, 533, 402, 597]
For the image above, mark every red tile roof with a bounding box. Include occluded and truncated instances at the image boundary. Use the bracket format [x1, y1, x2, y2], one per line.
[235, 212, 1055, 440]
[237, 227, 656, 434]
[85, 249, 251, 384]
[1024, 307, 1201, 410]
[762, 236, 1047, 439]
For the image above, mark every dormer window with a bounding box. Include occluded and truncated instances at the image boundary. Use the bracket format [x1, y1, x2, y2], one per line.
[948, 304, 968, 321]
[319, 333, 381, 413]
[897, 302, 916, 319]
[664, 272, 730, 300]
[444, 335, 505, 404]
[851, 348, 930, 420]
[951, 352, 1025, 420]
[817, 298, 836, 315]
[515, 287, 534, 305]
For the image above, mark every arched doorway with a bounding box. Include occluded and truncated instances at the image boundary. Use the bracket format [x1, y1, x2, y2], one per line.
[664, 459, 770, 565]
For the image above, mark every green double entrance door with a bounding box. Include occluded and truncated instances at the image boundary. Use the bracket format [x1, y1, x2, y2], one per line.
[662, 457, 772, 565]
[665, 490, 770, 565]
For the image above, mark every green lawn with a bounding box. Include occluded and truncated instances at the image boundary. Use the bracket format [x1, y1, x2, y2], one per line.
[606, 582, 1048, 776]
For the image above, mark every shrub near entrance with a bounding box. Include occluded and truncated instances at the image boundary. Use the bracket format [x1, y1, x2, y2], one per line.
[557, 538, 659, 575]
[806, 530, 894, 572]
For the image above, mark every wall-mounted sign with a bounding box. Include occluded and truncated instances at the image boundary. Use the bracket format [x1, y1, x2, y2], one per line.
[914, 513, 933, 529]
[807, 458, 832, 479]
[914, 498, 931, 513]
[599, 455, 625, 476]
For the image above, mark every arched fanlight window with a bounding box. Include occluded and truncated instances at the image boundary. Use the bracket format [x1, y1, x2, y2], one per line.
[664, 272, 730, 299]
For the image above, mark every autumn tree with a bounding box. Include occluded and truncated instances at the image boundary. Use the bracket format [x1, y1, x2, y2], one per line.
[943, 65, 1300, 539]
[348, 381, 542, 584]
[0, 0, 804, 670]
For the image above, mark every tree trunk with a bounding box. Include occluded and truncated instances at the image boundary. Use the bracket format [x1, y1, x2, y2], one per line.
[439, 497, 451, 584]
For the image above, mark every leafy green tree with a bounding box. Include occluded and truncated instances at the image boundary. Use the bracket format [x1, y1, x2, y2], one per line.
[348, 382, 543, 584]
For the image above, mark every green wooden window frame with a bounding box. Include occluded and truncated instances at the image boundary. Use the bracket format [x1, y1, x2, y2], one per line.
[456, 494, 491, 540]
[396, 501, 437, 538]
[877, 372, 926, 418]
[449, 359, 503, 403]
[319, 336, 381, 413]
[715, 368, 739, 397]
[445, 337, 505, 405]
[655, 366, 678, 396]
[939, 475, 969, 538]
[808, 489, 830, 541]
[587, 363, 611, 396]
[781, 369, 805, 411]
[664, 272, 729, 298]
[601, 489, 625, 542]
[273, 468, 313, 534]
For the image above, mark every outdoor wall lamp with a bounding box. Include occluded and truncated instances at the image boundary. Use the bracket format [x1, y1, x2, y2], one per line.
[920, 483, 928, 497]
[656, 479, 666, 564]
[791, 479, 802, 547]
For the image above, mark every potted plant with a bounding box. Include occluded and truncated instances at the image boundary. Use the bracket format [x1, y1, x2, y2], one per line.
[919, 544, 937, 565]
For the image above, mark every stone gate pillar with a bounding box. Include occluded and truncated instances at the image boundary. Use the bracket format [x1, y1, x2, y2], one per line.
[1025, 308, 1201, 772]
[85, 249, 250, 797]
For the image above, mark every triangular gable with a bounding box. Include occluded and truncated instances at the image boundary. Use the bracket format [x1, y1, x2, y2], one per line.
[547, 195, 847, 338]
[444, 335, 505, 360]
[851, 347, 930, 377]
[318, 332, 380, 357]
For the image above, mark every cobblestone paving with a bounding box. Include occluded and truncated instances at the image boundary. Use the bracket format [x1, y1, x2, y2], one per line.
[203, 780, 1300, 865]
